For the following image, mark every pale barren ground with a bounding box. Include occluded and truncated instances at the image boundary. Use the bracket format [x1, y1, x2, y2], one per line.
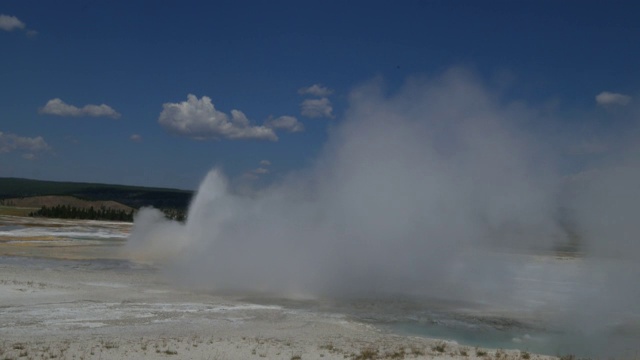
[0, 216, 557, 360]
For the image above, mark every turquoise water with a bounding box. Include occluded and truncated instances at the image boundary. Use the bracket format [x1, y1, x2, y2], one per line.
[285, 298, 572, 355]
[378, 317, 640, 358]
[382, 320, 556, 355]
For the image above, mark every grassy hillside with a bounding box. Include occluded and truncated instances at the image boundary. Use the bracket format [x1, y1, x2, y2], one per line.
[1, 196, 134, 211]
[0, 205, 37, 217]
[0, 178, 193, 211]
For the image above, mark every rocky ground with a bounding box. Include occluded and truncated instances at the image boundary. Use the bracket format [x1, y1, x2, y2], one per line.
[0, 216, 560, 360]
[0, 253, 555, 360]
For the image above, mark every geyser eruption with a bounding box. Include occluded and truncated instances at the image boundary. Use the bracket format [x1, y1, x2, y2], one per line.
[127, 68, 640, 355]
[129, 69, 561, 295]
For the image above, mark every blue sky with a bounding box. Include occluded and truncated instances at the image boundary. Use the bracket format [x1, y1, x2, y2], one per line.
[1, 1, 639, 190]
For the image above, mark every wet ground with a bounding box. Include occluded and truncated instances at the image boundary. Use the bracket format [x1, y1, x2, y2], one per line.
[0, 215, 638, 358]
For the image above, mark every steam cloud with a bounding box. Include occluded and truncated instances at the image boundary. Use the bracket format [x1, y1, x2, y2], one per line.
[127, 68, 640, 354]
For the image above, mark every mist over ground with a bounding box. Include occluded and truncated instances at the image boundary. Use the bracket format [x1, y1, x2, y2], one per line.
[127, 68, 640, 354]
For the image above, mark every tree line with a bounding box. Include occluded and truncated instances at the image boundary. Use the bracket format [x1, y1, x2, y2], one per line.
[30, 205, 134, 222]
[29, 204, 187, 222]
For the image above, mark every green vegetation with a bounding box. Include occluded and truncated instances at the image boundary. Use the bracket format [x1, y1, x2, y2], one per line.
[0, 177, 193, 210]
[432, 341, 446, 353]
[30, 205, 134, 222]
[0, 177, 191, 221]
[353, 347, 378, 360]
[410, 346, 425, 356]
[386, 348, 406, 359]
[0, 205, 37, 217]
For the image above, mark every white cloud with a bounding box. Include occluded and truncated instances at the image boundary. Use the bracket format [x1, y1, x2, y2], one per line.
[158, 94, 277, 141]
[0, 131, 50, 155]
[0, 14, 25, 31]
[242, 166, 270, 180]
[39, 98, 121, 119]
[298, 84, 334, 97]
[26, 29, 38, 37]
[596, 91, 631, 106]
[301, 97, 333, 118]
[130, 134, 142, 142]
[22, 153, 36, 160]
[265, 115, 304, 132]
[242, 160, 273, 180]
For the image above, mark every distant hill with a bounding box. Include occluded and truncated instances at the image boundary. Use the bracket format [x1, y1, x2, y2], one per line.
[1, 195, 134, 212]
[0, 177, 193, 211]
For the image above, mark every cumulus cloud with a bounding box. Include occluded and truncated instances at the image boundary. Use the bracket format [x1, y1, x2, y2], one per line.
[130, 134, 142, 142]
[596, 91, 631, 106]
[242, 160, 272, 180]
[39, 98, 121, 119]
[298, 84, 334, 97]
[265, 115, 304, 132]
[0, 131, 50, 155]
[0, 14, 25, 31]
[301, 97, 333, 118]
[158, 95, 277, 141]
